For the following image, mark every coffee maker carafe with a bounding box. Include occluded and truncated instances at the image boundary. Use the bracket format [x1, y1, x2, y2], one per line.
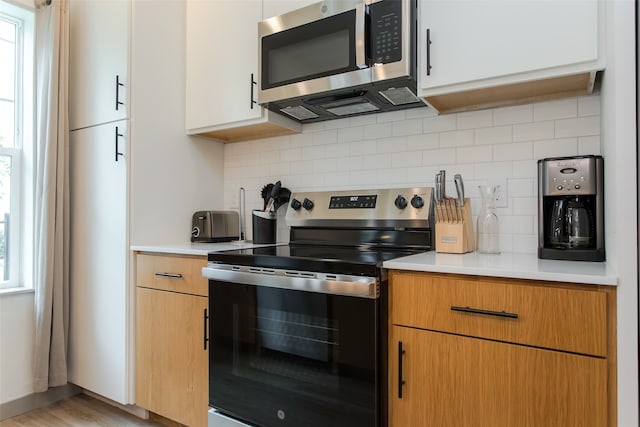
[538, 155, 604, 261]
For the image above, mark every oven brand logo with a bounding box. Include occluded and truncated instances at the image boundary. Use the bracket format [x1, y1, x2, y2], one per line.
[277, 409, 286, 420]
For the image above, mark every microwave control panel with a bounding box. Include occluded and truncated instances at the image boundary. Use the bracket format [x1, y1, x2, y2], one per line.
[370, 1, 402, 64]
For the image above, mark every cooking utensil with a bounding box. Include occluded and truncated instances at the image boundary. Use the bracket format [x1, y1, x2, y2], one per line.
[264, 180, 281, 212]
[434, 173, 443, 221]
[261, 183, 274, 210]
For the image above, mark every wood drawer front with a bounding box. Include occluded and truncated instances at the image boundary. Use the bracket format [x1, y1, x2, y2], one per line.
[389, 271, 607, 357]
[136, 254, 208, 296]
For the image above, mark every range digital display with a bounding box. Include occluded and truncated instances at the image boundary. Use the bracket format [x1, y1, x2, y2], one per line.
[329, 195, 377, 209]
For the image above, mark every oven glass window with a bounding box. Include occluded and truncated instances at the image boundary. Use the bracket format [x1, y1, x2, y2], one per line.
[261, 10, 357, 90]
[210, 281, 378, 427]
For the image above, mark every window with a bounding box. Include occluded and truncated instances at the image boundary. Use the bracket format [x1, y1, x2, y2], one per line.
[0, 1, 33, 289]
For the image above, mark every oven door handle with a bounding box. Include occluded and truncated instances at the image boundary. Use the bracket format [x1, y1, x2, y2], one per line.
[202, 266, 379, 299]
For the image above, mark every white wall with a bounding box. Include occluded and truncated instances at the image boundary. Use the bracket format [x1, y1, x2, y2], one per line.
[0, 292, 35, 403]
[224, 96, 602, 253]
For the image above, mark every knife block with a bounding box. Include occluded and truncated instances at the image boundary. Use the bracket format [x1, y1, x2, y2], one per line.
[435, 198, 475, 254]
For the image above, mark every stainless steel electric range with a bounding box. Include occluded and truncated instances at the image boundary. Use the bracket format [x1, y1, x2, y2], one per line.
[202, 188, 434, 427]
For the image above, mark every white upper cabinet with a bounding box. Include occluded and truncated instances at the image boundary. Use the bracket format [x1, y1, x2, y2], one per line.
[262, 0, 319, 19]
[185, 0, 301, 143]
[418, 0, 603, 113]
[69, 0, 130, 130]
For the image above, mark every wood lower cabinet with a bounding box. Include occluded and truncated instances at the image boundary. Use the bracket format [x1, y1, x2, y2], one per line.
[388, 271, 616, 427]
[135, 254, 208, 427]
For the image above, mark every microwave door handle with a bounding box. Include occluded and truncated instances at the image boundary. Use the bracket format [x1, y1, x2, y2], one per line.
[355, 2, 367, 69]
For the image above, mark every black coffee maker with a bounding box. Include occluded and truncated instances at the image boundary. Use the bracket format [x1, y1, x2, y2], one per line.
[538, 155, 605, 261]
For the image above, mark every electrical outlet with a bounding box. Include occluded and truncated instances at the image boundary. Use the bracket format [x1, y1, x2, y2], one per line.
[490, 178, 508, 208]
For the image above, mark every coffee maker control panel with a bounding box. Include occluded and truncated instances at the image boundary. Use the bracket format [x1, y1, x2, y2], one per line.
[542, 156, 598, 196]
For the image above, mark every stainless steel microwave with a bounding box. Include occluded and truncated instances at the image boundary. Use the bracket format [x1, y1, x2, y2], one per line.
[258, 0, 426, 123]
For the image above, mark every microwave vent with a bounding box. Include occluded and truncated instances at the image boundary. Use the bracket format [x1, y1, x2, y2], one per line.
[280, 106, 320, 121]
[326, 101, 379, 117]
[379, 87, 422, 106]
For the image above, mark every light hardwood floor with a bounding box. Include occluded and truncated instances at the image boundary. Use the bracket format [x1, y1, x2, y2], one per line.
[0, 394, 181, 427]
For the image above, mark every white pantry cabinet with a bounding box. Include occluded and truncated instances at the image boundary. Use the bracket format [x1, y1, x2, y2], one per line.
[418, 0, 604, 113]
[185, 0, 301, 143]
[68, 0, 130, 130]
[68, 120, 129, 404]
[262, 0, 318, 19]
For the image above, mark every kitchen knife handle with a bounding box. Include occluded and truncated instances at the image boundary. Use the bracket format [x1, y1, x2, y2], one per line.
[451, 305, 519, 319]
[114, 126, 124, 162]
[203, 308, 209, 350]
[426, 29, 432, 76]
[115, 75, 125, 111]
[154, 272, 183, 279]
[398, 341, 406, 399]
[250, 73, 257, 109]
[454, 174, 465, 207]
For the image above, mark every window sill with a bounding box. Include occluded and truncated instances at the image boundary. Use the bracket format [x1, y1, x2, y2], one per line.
[0, 287, 35, 297]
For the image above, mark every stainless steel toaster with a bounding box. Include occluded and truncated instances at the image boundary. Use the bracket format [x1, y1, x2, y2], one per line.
[191, 210, 239, 243]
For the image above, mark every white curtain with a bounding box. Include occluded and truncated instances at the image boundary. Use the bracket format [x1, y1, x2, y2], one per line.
[32, 0, 70, 392]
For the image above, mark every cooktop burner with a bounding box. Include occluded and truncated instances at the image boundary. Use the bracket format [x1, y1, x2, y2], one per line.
[207, 244, 424, 277]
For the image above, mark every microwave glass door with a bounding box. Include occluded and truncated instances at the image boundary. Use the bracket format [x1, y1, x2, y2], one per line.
[209, 280, 378, 427]
[261, 10, 359, 90]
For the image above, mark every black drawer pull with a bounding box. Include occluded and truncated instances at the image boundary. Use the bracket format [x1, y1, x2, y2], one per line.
[398, 341, 406, 399]
[203, 308, 209, 350]
[426, 28, 432, 76]
[115, 75, 125, 110]
[451, 306, 518, 319]
[154, 272, 183, 279]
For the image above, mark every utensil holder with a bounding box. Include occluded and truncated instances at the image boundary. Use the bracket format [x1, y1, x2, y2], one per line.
[252, 210, 277, 244]
[435, 198, 475, 253]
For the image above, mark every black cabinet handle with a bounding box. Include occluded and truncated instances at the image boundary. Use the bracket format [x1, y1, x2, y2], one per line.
[426, 29, 432, 76]
[398, 341, 406, 399]
[450, 306, 519, 319]
[154, 272, 183, 279]
[115, 75, 125, 110]
[114, 127, 124, 162]
[250, 73, 257, 109]
[203, 308, 209, 350]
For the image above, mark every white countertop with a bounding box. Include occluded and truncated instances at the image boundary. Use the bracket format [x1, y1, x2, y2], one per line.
[383, 251, 617, 286]
[131, 241, 286, 257]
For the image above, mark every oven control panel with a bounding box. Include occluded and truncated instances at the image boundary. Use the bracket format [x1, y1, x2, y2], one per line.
[286, 187, 434, 228]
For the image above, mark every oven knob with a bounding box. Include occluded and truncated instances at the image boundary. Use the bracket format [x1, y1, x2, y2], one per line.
[556, 185, 564, 191]
[574, 184, 581, 190]
[290, 198, 302, 211]
[302, 198, 314, 210]
[394, 195, 408, 209]
[411, 195, 424, 209]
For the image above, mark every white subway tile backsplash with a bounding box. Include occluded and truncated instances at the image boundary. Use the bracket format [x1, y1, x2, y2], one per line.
[533, 137, 578, 159]
[533, 98, 577, 121]
[392, 151, 423, 168]
[456, 145, 493, 164]
[423, 114, 457, 133]
[475, 125, 513, 145]
[363, 122, 393, 140]
[493, 141, 532, 161]
[223, 96, 600, 255]
[578, 135, 601, 155]
[422, 148, 456, 166]
[457, 109, 493, 129]
[392, 118, 423, 137]
[578, 95, 601, 116]
[407, 133, 439, 151]
[493, 104, 533, 125]
[513, 121, 555, 142]
[440, 129, 474, 147]
[555, 115, 600, 138]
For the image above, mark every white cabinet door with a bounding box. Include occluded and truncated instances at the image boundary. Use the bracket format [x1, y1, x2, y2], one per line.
[419, 0, 599, 92]
[68, 120, 129, 404]
[186, 0, 262, 131]
[69, 0, 130, 130]
[262, 0, 318, 19]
